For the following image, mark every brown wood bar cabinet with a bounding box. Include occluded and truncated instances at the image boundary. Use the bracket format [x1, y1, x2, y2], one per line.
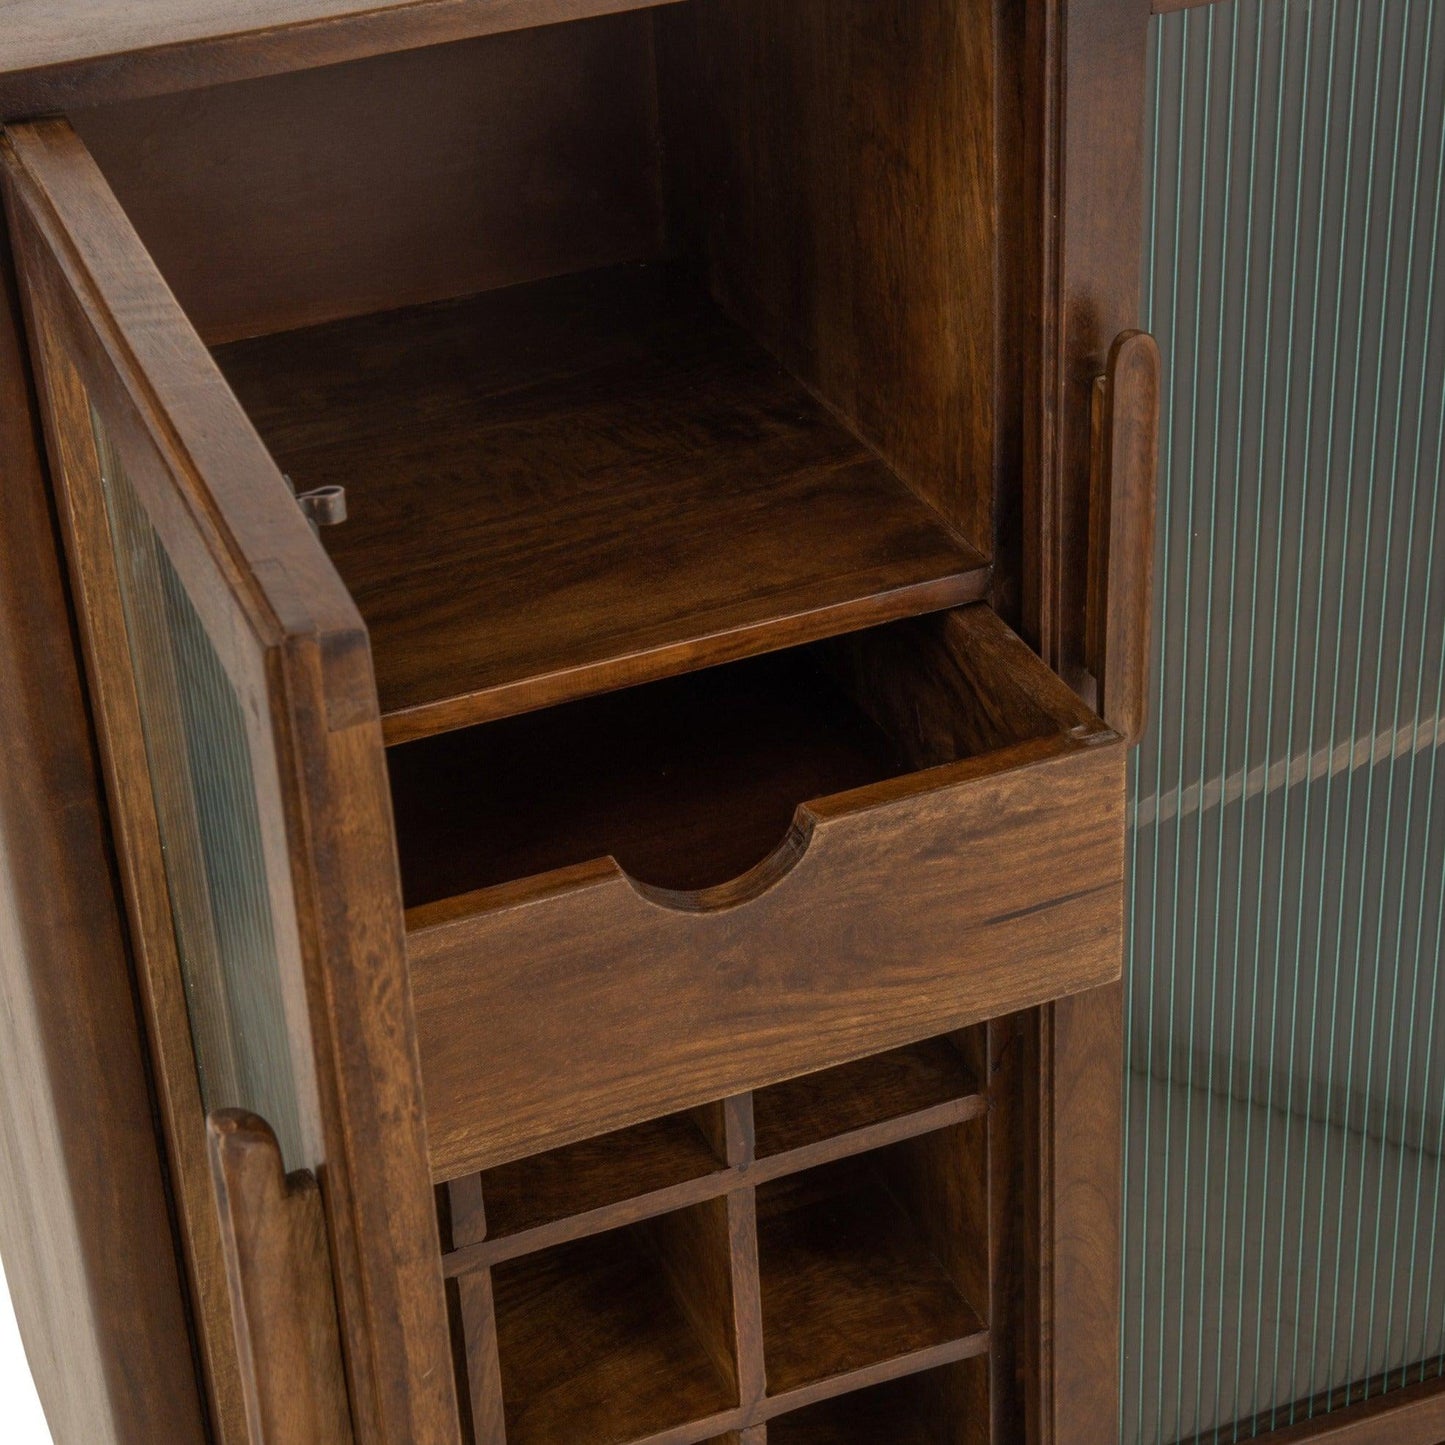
[6, 1, 1433, 1443]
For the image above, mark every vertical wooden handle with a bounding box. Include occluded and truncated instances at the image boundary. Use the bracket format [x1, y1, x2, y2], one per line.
[208, 1110, 356, 1445]
[1086, 330, 1162, 746]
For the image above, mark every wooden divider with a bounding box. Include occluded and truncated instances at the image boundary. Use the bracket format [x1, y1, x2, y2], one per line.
[440, 1030, 993, 1444]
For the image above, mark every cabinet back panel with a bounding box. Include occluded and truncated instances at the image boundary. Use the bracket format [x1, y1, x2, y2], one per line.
[72, 15, 667, 344]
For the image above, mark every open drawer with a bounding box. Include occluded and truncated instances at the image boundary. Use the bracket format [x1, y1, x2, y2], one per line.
[406, 603, 1125, 1178]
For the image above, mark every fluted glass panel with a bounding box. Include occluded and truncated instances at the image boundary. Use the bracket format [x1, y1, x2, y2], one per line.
[1124, 1, 1445, 1440]
[92, 405, 305, 1167]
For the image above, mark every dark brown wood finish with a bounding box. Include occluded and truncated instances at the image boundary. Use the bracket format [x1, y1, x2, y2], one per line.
[0, 0, 692, 118]
[2, 119, 459, 1444]
[766, 1360, 989, 1444]
[480, 1112, 728, 1243]
[1030, 4, 1154, 1445]
[440, 1056, 997, 1442]
[0, 173, 210, 1445]
[409, 607, 1124, 1179]
[443, 1178, 506, 1445]
[752, 1036, 982, 1161]
[1086, 330, 1162, 745]
[657, 0, 995, 558]
[73, 19, 667, 345]
[491, 1210, 741, 1445]
[0, 0, 1170, 1437]
[388, 643, 916, 902]
[5, 161, 252, 1444]
[216, 264, 988, 743]
[756, 1148, 988, 1410]
[440, 1048, 990, 1281]
[208, 1111, 355, 1445]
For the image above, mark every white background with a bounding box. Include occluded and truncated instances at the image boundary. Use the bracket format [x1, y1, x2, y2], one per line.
[0, 1257, 53, 1442]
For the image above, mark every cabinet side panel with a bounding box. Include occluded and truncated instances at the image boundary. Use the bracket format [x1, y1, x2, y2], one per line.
[0, 212, 208, 1443]
[656, 0, 995, 556]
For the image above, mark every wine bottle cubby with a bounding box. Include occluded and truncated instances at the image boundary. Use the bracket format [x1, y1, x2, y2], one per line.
[440, 1030, 993, 1445]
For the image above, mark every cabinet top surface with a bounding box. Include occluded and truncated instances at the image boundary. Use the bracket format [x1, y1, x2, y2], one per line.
[0, 0, 673, 116]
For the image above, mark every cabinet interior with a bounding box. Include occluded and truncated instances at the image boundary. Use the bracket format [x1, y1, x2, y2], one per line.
[441, 1030, 992, 1445]
[56, 7, 1019, 1441]
[388, 606, 1095, 900]
[72, 0, 998, 750]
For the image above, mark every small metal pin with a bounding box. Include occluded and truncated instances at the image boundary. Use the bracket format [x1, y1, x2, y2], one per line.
[283, 475, 348, 536]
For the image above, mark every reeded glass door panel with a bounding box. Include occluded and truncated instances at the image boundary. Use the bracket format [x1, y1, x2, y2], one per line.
[91, 403, 310, 1167]
[1124, 1, 1445, 1441]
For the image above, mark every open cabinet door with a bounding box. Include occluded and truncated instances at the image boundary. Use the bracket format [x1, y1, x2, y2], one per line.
[0, 120, 458, 1445]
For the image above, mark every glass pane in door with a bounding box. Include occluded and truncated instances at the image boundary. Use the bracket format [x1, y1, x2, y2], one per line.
[91, 403, 308, 1168]
[1124, 0, 1445, 1439]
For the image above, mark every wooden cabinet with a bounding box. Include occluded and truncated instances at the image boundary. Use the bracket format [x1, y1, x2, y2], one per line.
[0, 2, 1162, 1443]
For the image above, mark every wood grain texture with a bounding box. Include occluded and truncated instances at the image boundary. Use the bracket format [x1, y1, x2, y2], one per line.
[752, 1036, 981, 1160]
[208, 1111, 355, 1445]
[479, 1112, 727, 1243]
[1041, 985, 1123, 1445]
[442, 1177, 506, 1445]
[699, 1097, 755, 1170]
[1086, 330, 1161, 745]
[388, 643, 914, 902]
[646, 1195, 747, 1404]
[3, 119, 459, 1443]
[982, 1015, 1029, 1445]
[442, 1089, 993, 1281]
[1034, 0, 1151, 694]
[0, 0, 687, 117]
[765, 1359, 988, 1444]
[820, 604, 1104, 770]
[216, 264, 989, 742]
[1028, 5, 1151, 1442]
[412, 734, 1123, 1177]
[871, 1125, 990, 1356]
[0, 187, 209, 1445]
[657, 0, 995, 557]
[755, 1155, 987, 1403]
[447, 1269, 506, 1445]
[74, 19, 666, 345]
[409, 606, 1124, 1179]
[7, 176, 253, 1443]
[491, 1212, 739, 1445]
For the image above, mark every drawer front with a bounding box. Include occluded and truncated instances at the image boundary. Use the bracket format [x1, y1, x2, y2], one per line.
[410, 610, 1127, 1180]
[1, 119, 455, 1445]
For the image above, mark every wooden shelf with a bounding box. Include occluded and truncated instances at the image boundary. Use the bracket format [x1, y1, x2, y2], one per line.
[492, 1215, 738, 1445]
[389, 646, 910, 902]
[478, 1110, 727, 1246]
[215, 263, 987, 744]
[756, 1158, 986, 1400]
[753, 1035, 985, 1164]
[766, 1361, 987, 1444]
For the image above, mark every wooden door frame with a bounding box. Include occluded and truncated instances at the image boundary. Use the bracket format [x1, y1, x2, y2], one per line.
[1022, 4, 1153, 1444]
[2, 119, 458, 1445]
[0, 160, 211, 1445]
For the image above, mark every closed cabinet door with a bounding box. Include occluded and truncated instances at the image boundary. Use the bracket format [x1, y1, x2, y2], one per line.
[1123, 1, 1445, 1441]
[1, 123, 457, 1445]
